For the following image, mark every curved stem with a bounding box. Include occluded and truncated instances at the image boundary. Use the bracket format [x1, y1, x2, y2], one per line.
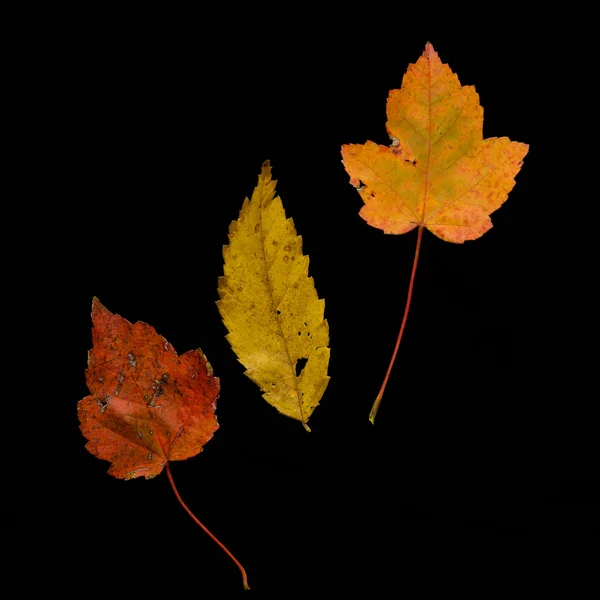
[369, 225, 424, 424]
[165, 462, 250, 591]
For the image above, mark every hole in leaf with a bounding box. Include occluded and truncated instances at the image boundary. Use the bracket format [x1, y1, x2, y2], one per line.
[295, 357, 308, 377]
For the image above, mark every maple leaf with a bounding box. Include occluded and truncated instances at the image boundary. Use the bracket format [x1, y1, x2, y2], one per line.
[78, 298, 249, 590]
[217, 161, 330, 432]
[341, 43, 528, 423]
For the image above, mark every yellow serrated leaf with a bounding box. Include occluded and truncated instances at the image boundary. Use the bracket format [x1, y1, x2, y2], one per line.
[217, 161, 330, 431]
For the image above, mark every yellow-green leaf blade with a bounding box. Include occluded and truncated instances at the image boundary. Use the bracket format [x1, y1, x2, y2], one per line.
[217, 161, 330, 430]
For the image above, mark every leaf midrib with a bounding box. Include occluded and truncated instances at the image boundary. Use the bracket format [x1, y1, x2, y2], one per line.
[257, 189, 306, 427]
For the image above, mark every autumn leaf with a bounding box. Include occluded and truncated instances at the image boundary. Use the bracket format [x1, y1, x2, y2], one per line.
[78, 298, 249, 590]
[341, 43, 528, 423]
[79, 298, 219, 480]
[217, 161, 330, 431]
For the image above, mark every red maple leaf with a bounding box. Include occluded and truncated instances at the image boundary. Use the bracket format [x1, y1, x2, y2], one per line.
[78, 298, 249, 589]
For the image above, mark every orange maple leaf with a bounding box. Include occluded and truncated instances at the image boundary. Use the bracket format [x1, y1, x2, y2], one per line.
[341, 43, 528, 422]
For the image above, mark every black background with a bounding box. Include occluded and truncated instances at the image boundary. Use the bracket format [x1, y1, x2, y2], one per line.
[34, 7, 597, 597]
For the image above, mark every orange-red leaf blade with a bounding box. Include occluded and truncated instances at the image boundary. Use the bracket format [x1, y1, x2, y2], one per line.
[78, 298, 219, 479]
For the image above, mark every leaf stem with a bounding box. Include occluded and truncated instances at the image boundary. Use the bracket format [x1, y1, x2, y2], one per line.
[165, 462, 250, 590]
[369, 225, 424, 424]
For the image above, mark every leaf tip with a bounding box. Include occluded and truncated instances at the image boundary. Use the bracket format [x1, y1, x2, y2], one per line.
[424, 41, 436, 57]
[91, 296, 110, 321]
[261, 159, 272, 178]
